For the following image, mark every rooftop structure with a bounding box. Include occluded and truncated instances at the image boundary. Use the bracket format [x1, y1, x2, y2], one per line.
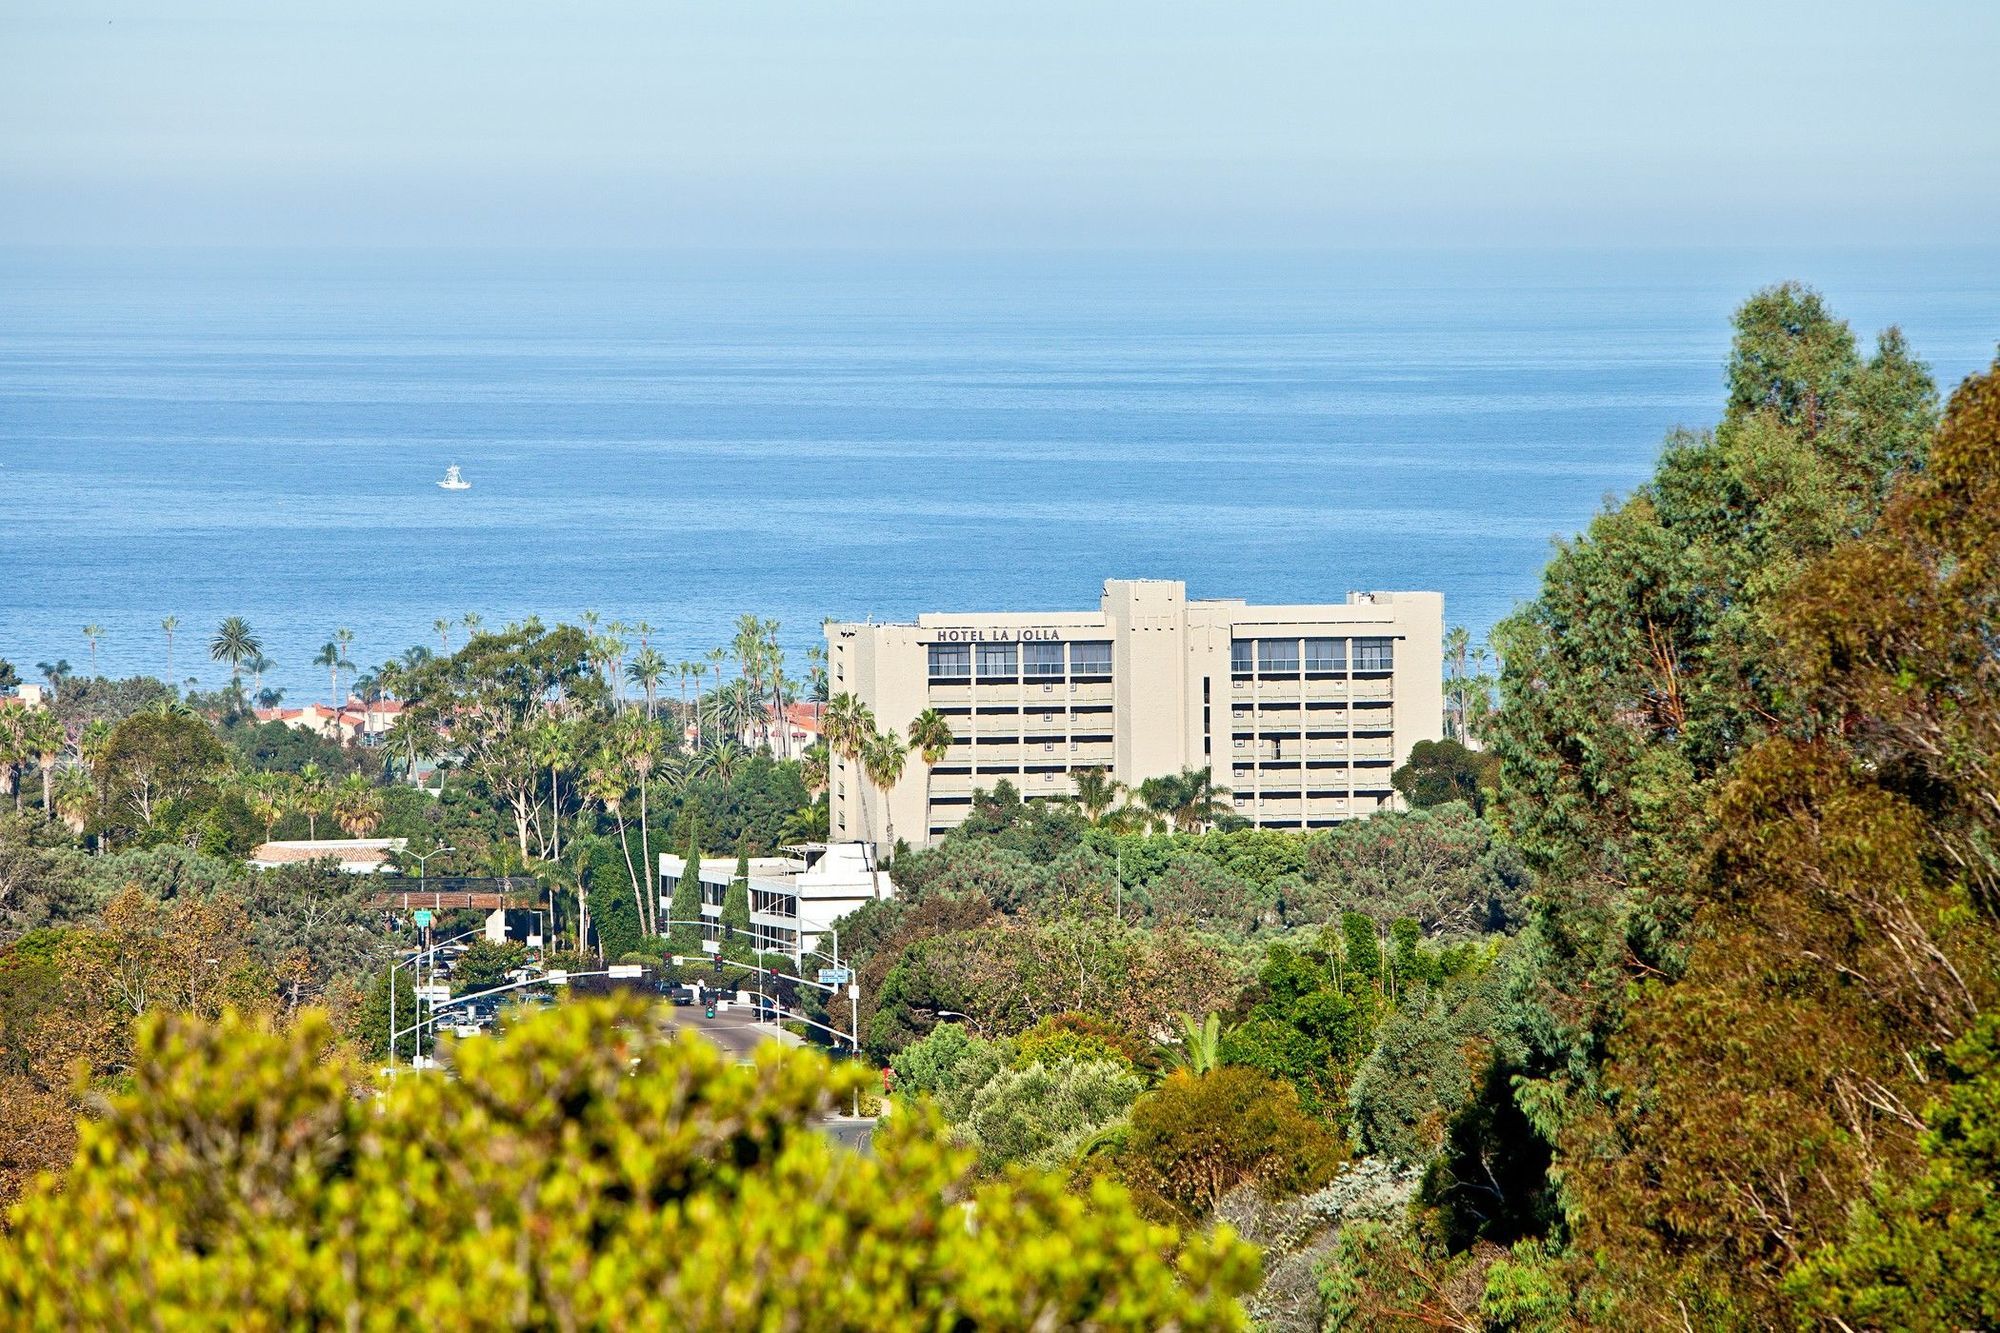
[249, 837, 408, 874]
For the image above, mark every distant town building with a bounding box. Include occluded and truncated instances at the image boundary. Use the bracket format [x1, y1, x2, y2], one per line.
[684, 701, 823, 754]
[658, 841, 892, 961]
[825, 578, 1444, 849]
[253, 696, 405, 743]
[249, 837, 408, 874]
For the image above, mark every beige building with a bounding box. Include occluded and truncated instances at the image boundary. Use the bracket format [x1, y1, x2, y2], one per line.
[825, 579, 1443, 849]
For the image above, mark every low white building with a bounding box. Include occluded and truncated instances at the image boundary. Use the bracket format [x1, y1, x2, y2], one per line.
[658, 841, 893, 963]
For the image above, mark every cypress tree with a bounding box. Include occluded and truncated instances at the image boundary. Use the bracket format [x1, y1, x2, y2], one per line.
[722, 839, 754, 963]
[668, 815, 703, 955]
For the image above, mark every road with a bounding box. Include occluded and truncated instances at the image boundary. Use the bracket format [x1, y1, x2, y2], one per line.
[660, 1002, 798, 1059]
[660, 1002, 876, 1151]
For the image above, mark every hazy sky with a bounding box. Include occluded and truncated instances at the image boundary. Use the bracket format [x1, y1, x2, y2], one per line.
[4, 0, 1996, 249]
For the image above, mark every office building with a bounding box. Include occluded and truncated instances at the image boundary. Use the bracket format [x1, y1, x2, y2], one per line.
[657, 841, 892, 962]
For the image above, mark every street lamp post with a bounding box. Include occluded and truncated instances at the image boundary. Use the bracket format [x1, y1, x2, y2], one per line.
[409, 841, 456, 906]
[388, 925, 479, 1074]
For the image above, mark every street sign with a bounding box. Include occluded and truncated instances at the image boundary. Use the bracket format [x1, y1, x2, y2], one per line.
[607, 963, 643, 980]
[817, 967, 853, 985]
[546, 970, 570, 986]
[527, 934, 543, 949]
[671, 955, 684, 967]
[417, 984, 450, 1004]
[701, 940, 720, 955]
[848, 983, 860, 1000]
[412, 909, 433, 929]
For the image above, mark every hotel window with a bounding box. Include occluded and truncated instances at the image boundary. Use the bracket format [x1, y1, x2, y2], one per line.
[1025, 642, 1064, 677]
[1258, 638, 1301, 673]
[928, 644, 971, 680]
[1069, 641, 1112, 676]
[1230, 640, 1253, 674]
[976, 643, 1018, 678]
[1305, 637, 1345, 671]
[1353, 637, 1393, 671]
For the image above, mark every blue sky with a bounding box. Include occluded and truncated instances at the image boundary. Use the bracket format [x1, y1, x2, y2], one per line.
[3, 0, 1996, 249]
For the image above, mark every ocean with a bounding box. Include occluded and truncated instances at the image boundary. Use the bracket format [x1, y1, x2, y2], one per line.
[1, 246, 1994, 702]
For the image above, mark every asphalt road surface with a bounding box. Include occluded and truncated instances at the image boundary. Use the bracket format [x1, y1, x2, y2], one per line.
[660, 1003, 876, 1151]
[661, 1003, 794, 1059]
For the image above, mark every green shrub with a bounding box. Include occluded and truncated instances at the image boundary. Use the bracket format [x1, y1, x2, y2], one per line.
[0, 998, 1260, 1329]
[1116, 1066, 1347, 1224]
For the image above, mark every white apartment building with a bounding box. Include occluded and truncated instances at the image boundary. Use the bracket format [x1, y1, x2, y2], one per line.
[657, 841, 893, 962]
[825, 579, 1443, 849]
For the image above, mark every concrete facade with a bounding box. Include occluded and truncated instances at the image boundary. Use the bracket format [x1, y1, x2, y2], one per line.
[825, 579, 1444, 850]
[658, 842, 893, 962]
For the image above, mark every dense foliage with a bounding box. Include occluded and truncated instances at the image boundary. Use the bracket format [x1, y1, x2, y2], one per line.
[0, 999, 1260, 1329]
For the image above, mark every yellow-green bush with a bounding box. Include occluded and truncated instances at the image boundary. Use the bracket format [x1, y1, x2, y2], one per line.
[0, 997, 1258, 1330]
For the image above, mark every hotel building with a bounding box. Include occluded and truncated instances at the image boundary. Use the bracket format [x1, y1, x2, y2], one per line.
[825, 579, 1443, 849]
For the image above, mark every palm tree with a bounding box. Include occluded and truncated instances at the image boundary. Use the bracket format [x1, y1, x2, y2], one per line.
[433, 618, 453, 653]
[1443, 624, 1471, 743]
[77, 718, 114, 770]
[584, 753, 647, 934]
[806, 643, 829, 703]
[331, 774, 383, 836]
[634, 619, 655, 650]
[36, 660, 72, 701]
[822, 693, 876, 844]
[704, 647, 727, 744]
[0, 710, 27, 812]
[52, 764, 93, 837]
[242, 772, 289, 840]
[626, 648, 667, 720]
[209, 617, 260, 685]
[22, 710, 63, 820]
[864, 728, 908, 860]
[714, 680, 761, 744]
[334, 629, 355, 698]
[81, 624, 105, 676]
[602, 632, 629, 708]
[801, 739, 829, 795]
[731, 614, 767, 746]
[161, 616, 179, 679]
[297, 762, 329, 838]
[313, 642, 342, 708]
[1071, 767, 1127, 825]
[385, 711, 427, 785]
[462, 612, 483, 637]
[616, 714, 663, 936]
[1138, 768, 1232, 834]
[907, 708, 954, 844]
[677, 661, 702, 746]
[244, 652, 274, 697]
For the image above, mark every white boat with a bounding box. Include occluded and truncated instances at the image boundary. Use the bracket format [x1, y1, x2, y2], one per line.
[437, 465, 471, 491]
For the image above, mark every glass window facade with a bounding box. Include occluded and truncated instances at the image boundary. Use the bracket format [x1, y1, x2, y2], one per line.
[1257, 638, 1301, 672]
[976, 643, 1018, 678]
[927, 644, 970, 680]
[1070, 641, 1112, 675]
[1230, 640, 1253, 674]
[1353, 637, 1393, 671]
[1024, 642, 1064, 676]
[1305, 637, 1345, 671]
